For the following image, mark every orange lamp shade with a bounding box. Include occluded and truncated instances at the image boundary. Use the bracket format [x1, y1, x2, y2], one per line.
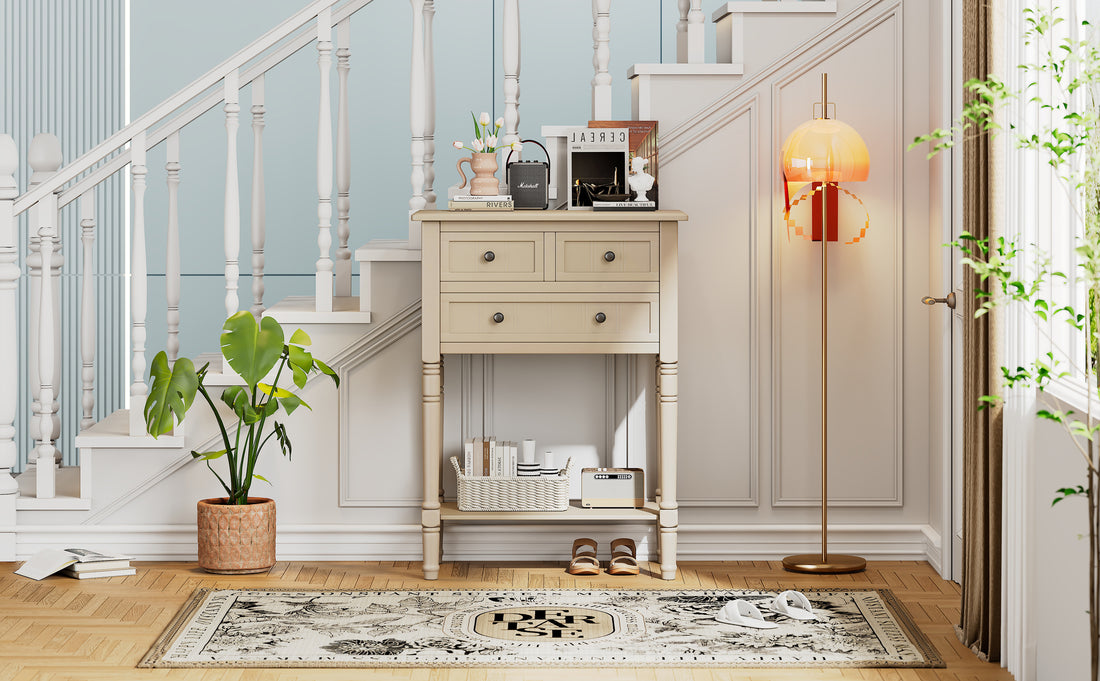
[781, 117, 870, 183]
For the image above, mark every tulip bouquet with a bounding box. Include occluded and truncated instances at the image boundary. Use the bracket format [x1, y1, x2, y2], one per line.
[453, 111, 517, 154]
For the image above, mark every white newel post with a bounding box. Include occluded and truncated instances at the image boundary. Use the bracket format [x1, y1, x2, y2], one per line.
[0, 136, 19, 534]
[335, 21, 352, 296]
[129, 132, 148, 437]
[409, 0, 427, 247]
[423, 1, 437, 209]
[316, 8, 335, 312]
[250, 77, 267, 317]
[591, 0, 611, 120]
[34, 170, 60, 498]
[224, 71, 241, 318]
[687, 0, 704, 64]
[676, 0, 689, 63]
[26, 134, 63, 472]
[502, 0, 521, 152]
[166, 133, 181, 361]
[79, 193, 96, 431]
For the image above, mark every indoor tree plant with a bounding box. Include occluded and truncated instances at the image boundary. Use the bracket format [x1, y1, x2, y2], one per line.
[144, 311, 339, 574]
[911, 8, 1100, 677]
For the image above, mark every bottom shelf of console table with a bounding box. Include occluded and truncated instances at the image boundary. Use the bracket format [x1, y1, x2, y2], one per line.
[439, 500, 660, 521]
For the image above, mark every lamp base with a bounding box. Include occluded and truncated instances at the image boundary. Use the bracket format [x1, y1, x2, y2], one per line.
[782, 553, 867, 574]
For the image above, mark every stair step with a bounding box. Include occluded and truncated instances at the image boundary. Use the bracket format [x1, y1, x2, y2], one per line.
[713, 0, 837, 19]
[15, 466, 90, 510]
[73, 409, 184, 449]
[264, 296, 373, 325]
[355, 239, 422, 262]
[628, 64, 745, 77]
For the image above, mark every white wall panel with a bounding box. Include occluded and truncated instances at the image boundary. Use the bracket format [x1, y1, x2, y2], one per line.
[1, 0, 127, 471]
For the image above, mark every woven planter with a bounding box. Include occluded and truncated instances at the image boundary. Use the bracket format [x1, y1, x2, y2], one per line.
[196, 497, 276, 574]
[451, 456, 572, 511]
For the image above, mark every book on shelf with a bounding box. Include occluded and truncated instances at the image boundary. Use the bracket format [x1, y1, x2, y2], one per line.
[589, 120, 659, 208]
[509, 441, 518, 477]
[451, 194, 511, 202]
[15, 548, 133, 581]
[592, 200, 656, 211]
[463, 438, 474, 477]
[60, 567, 137, 580]
[448, 199, 514, 211]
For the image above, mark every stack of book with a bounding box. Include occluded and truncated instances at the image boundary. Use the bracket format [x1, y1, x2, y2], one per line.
[592, 199, 655, 211]
[463, 437, 520, 477]
[14, 547, 135, 580]
[448, 194, 514, 211]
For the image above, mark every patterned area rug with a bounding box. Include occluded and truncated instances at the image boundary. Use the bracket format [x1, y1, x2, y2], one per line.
[140, 588, 944, 668]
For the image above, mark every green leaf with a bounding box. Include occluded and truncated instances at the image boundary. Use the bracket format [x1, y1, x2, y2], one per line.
[191, 449, 227, 461]
[288, 345, 313, 375]
[281, 393, 310, 415]
[220, 385, 258, 423]
[292, 364, 308, 390]
[289, 328, 312, 346]
[144, 352, 199, 437]
[314, 358, 340, 387]
[220, 311, 284, 390]
[273, 421, 292, 460]
[258, 382, 293, 399]
[253, 473, 271, 485]
[471, 111, 481, 140]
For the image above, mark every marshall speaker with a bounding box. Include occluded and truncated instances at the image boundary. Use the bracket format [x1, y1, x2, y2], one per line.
[506, 139, 550, 210]
[581, 468, 645, 508]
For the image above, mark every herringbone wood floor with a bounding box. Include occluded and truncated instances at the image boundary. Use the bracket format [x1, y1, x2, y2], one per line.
[0, 560, 1013, 681]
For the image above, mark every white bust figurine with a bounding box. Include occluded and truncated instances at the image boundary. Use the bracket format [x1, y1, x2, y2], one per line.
[628, 155, 655, 202]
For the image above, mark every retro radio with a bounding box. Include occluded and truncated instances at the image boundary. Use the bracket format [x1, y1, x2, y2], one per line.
[581, 468, 644, 508]
[506, 139, 550, 210]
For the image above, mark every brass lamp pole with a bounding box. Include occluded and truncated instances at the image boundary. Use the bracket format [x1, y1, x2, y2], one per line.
[781, 74, 867, 574]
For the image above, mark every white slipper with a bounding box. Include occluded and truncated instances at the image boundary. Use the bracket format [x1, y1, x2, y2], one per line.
[714, 599, 778, 629]
[770, 590, 817, 621]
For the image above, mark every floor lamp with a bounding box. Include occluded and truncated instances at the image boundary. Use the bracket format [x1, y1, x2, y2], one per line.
[780, 73, 870, 574]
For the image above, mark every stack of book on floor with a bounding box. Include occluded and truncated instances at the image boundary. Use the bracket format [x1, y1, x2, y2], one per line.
[448, 194, 514, 211]
[14, 548, 135, 580]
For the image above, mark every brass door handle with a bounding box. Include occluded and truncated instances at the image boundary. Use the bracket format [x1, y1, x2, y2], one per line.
[921, 292, 956, 309]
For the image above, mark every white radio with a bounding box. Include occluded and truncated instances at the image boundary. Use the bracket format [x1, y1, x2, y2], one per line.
[580, 468, 644, 508]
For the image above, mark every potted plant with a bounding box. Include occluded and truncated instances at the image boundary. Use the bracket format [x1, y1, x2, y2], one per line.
[143, 311, 339, 574]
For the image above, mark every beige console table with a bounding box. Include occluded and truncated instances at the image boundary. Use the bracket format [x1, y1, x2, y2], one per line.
[414, 209, 686, 580]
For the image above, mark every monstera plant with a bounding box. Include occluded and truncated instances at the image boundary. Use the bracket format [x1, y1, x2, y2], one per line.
[144, 311, 339, 573]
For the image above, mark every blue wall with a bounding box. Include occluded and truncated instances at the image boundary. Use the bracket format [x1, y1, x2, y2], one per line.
[129, 0, 714, 358]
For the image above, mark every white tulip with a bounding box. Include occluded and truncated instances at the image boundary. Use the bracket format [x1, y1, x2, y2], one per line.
[511, 142, 522, 152]
[485, 135, 497, 148]
[479, 112, 491, 126]
[472, 138, 485, 152]
[453, 141, 465, 149]
[495, 117, 504, 129]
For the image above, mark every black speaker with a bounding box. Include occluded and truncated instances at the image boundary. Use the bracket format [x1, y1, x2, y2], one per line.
[506, 139, 550, 210]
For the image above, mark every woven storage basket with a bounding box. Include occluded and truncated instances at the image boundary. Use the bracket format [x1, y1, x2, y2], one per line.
[451, 456, 573, 512]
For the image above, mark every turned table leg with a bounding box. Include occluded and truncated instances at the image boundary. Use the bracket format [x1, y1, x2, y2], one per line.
[657, 360, 678, 580]
[422, 359, 442, 579]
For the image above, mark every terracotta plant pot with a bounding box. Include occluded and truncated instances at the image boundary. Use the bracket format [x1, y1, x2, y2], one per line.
[196, 497, 276, 574]
[456, 152, 500, 196]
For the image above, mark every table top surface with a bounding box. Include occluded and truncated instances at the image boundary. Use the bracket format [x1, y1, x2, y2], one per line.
[412, 209, 688, 222]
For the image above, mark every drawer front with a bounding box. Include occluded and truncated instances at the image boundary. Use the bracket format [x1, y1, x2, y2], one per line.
[555, 232, 659, 281]
[441, 232, 544, 281]
[440, 294, 658, 344]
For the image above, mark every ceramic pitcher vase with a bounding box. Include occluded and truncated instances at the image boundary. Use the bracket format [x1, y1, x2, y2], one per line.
[456, 152, 500, 196]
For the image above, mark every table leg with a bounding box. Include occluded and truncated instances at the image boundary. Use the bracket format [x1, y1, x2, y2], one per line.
[657, 360, 678, 580]
[422, 360, 442, 579]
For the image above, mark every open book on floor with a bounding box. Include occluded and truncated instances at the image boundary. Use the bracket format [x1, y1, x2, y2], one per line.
[14, 548, 134, 580]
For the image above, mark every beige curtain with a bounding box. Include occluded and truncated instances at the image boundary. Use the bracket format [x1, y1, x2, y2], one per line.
[958, 0, 1001, 663]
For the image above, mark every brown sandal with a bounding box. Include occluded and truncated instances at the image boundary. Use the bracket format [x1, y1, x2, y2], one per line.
[567, 538, 600, 575]
[607, 538, 640, 576]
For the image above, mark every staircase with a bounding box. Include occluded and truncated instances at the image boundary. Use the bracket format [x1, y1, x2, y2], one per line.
[0, 0, 936, 565]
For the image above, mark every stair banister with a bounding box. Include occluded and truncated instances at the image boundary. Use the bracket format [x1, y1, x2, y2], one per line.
[33, 151, 60, 499]
[251, 78, 268, 317]
[316, 8, 335, 313]
[224, 70, 242, 318]
[678, 0, 705, 64]
[166, 133, 182, 360]
[51, 0, 376, 214]
[0, 135, 19, 503]
[335, 20, 352, 298]
[591, 0, 612, 120]
[409, 0, 427, 226]
[423, 1, 437, 208]
[13, 0, 372, 216]
[129, 132, 149, 437]
[80, 193, 97, 431]
[502, 0, 521, 154]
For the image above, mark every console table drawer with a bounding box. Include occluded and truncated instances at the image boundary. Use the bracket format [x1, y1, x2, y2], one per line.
[439, 293, 658, 343]
[440, 232, 544, 281]
[556, 232, 660, 281]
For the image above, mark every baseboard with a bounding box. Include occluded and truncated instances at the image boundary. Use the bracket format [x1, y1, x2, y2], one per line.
[9, 522, 940, 564]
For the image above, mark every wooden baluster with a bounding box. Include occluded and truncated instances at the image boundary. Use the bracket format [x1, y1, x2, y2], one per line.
[687, 0, 704, 64]
[591, 0, 611, 120]
[316, 8, 335, 312]
[224, 70, 241, 318]
[35, 174, 60, 498]
[128, 131, 148, 437]
[676, 0, 689, 63]
[79, 193, 96, 431]
[502, 0, 521, 151]
[26, 135, 63, 466]
[334, 21, 352, 297]
[250, 76, 267, 317]
[165, 133, 181, 361]
[409, 0, 427, 244]
[423, 1, 437, 208]
[0, 135, 18, 502]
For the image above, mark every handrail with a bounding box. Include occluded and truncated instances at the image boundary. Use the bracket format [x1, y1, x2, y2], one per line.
[14, 0, 374, 215]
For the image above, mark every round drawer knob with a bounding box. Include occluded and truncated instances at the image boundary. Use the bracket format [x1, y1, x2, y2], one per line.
[595, 312, 607, 324]
[603, 250, 616, 262]
[493, 312, 505, 324]
[483, 251, 496, 262]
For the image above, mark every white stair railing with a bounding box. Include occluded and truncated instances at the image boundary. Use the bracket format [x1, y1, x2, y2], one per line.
[0, 136, 17, 506]
[423, 2, 437, 208]
[129, 132, 149, 438]
[166, 133, 182, 361]
[224, 71, 242, 318]
[316, 9, 335, 313]
[502, 0, 521, 151]
[591, 0, 612, 120]
[79, 194, 96, 431]
[335, 20, 352, 297]
[250, 77, 268, 318]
